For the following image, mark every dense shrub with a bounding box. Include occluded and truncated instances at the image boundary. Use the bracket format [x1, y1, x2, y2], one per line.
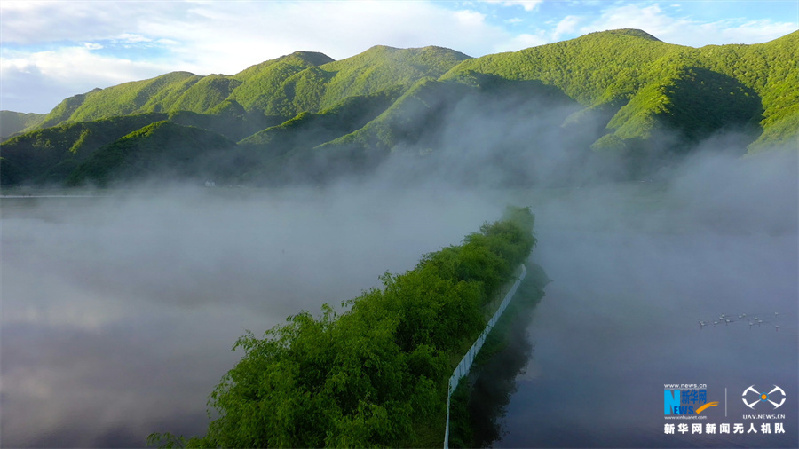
[149, 207, 535, 448]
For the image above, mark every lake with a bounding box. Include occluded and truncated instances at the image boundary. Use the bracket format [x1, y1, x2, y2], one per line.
[2, 149, 796, 448]
[1, 186, 509, 447]
[495, 225, 798, 448]
[486, 156, 798, 448]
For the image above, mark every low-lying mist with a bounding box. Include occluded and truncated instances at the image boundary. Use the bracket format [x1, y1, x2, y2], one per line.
[2, 84, 796, 447]
[2, 186, 515, 447]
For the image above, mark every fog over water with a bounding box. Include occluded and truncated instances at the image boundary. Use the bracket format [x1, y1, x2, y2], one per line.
[496, 225, 797, 448]
[1, 186, 511, 447]
[2, 145, 797, 447]
[492, 150, 799, 448]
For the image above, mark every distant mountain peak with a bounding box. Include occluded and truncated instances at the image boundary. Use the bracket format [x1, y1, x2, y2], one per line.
[283, 51, 335, 66]
[588, 28, 662, 41]
[418, 45, 472, 60]
[369, 44, 399, 50]
[351, 44, 471, 63]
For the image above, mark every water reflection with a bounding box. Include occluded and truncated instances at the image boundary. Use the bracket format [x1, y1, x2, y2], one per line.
[449, 264, 549, 447]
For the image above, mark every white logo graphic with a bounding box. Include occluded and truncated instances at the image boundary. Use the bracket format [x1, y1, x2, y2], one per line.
[742, 385, 786, 410]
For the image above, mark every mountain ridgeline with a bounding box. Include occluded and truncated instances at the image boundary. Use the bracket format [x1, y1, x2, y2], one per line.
[2, 29, 797, 187]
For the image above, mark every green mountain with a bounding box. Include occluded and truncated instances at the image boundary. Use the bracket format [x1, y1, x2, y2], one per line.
[39, 72, 201, 127]
[440, 28, 796, 151]
[66, 121, 235, 187]
[0, 111, 46, 140]
[1, 114, 168, 185]
[36, 46, 468, 126]
[2, 29, 796, 187]
[238, 91, 397, 164]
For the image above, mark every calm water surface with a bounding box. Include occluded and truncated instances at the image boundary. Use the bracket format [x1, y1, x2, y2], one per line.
[494, 223, 798, 448]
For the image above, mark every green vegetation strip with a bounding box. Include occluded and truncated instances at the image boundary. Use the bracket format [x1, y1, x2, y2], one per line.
[148, 206, 536, 448]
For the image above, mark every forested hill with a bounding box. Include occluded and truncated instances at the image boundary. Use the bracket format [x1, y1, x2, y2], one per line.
[36, 46, 470, 128]
[2, 29, 797, 187]
[441, 28, 797, 152]
[0, 111, 45, 140]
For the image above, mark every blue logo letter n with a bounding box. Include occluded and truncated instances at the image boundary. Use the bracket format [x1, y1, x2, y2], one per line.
[664, 390, 680, 414]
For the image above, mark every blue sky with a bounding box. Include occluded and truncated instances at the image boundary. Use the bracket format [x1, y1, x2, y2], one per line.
[1, 0, 797, 113]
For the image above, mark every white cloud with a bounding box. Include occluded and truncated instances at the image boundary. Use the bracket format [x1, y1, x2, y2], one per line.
[484, 0, 544, 12]
[1, 47, 166, 84]
[455, 9, 489, 27]
[703, 19, 798, 45]
[1, 47, 170, 112]
[495, 31, 550, 52]
[553, 15, 582, 40]
[1, 1, 796, 113]
[0, 1, 517, 73]
[2, 1, 532, 112]
[138, 1, 510, 73]
[578, 3, 796, 47]
[0, 0, 169, 44]
[115, 34, 154, 44]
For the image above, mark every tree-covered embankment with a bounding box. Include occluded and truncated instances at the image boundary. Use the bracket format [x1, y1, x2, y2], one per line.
[149, 206, 538, 448]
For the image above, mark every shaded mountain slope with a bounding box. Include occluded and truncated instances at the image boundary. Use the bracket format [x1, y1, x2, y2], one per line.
[593, 67, 762, 150]
[0, 114, 168, 185]
[697, 32, 799, 151]
[0, 111, 46, 140]
[305, 74, 585, 186]
[66, 121, 236, 187]
[239, 90, 398, 154]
